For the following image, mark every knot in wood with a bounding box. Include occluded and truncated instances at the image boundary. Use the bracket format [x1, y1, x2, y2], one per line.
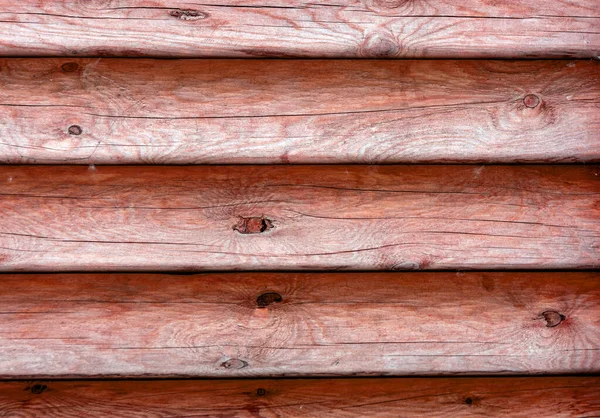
[523, 94, 540, 108]
[169, 9, 208, 20]
[30, 384, 47, 394]
[221, 359, 248, 369]
[61, 62, 79, 73]
[361, 32, 400, 58]
[541, 310, 565, 327]
[234, 217, 274, 234]
[256, 388, 267, 396]
[68, 125, 83, 135]
[257, 292, 282, 308]
[372, 0, 411, 9]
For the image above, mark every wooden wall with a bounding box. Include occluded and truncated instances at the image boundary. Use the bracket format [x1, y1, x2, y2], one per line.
[1, 272, 599, 378]
[3, 377, 599, 417]
[1, 165, 598, 271]
[0, 59, 598, 164]
[0, 1, 598, 58]
[0, 0, 598, 416]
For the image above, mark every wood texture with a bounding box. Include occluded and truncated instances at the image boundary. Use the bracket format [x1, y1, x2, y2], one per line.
[1, 165, 599, 271]
[1, 377, 599, 417]
[0, 1, 598, 58]
[0, 59, 599, 164]
[0, 272, 598, 377]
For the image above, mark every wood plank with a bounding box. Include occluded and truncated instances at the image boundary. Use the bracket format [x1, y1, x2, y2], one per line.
[1, 165, 598, 271]
[1, 377, 599, 417]
[0, 59, 599, 164]
[0, 1, 598, 58]
[0, 272, 598, 377]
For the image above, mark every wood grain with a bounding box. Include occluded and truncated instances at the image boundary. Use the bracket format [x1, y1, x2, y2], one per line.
[0, 272, 598, 377]
[0, 59, 599, 164]
[0, 1, 598, 58]
[1, 165, 598, 271]
[1, 377, 599, 417]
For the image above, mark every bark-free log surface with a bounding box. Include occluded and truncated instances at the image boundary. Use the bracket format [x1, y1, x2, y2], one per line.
[0, 1, 598, 58]
[1, 165, 599, 271]
[2, 377, 599, 417]
[0, 59, 599, 164]
[0, 272, 598, 377]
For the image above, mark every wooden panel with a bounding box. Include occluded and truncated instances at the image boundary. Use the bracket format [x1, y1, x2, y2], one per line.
[0, 1, 598, 58]
[1, 377, 599, 417]
[0, 59, 599, 164]
[0, 272, 598, 377]
[1, 165, 598, 271]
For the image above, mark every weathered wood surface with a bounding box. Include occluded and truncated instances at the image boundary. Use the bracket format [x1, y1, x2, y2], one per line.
[0, 272, 598, 377]
[2, 377, 599, 417]
[0, 1, 598, 58]
[0, 59, 599, 164]
[1, 165, 599, 271]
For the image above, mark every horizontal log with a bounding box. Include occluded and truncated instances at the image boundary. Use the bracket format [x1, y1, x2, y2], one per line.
[0, 59, 599, 164]
[0, 1, 598, 58]
[1, 377, 599, 417]
[0, 272, 598, 377]
[1, 165, 598, 271]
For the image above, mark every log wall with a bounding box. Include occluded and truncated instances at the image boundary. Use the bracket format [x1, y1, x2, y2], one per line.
[0, 59, 598, 164]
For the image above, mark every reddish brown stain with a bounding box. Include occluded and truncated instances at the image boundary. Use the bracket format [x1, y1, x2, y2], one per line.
[481, 276, 495, 292]
[419, 257, 434, 269]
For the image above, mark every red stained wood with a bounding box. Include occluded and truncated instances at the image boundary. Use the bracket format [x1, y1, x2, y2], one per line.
[1, 377, 599, 417]
[0, 1, 598, 58]
[0, 59, 599, 164]
[0, 272, 598, 377]
[1, 165, 598, 271]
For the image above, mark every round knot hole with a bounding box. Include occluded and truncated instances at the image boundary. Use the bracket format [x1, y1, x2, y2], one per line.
[68, 125, 83, 135]
[256, 388, 267, 396]
[523, 94, 540, 108]
[256, 292, 282, 308]
[541, 310, 565, 327]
